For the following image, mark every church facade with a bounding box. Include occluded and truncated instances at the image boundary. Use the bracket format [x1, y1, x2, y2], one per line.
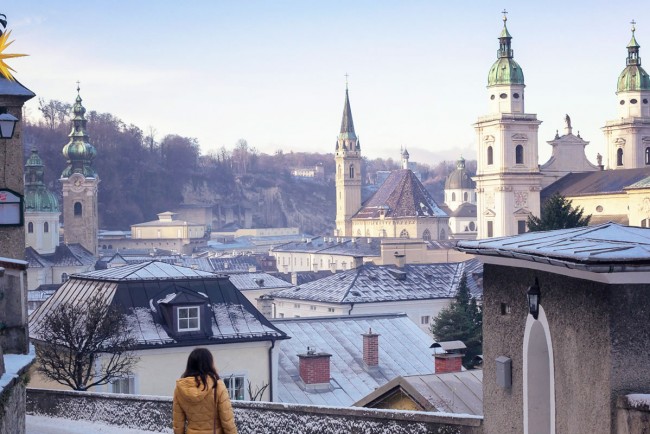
[476, 16, 650, 239]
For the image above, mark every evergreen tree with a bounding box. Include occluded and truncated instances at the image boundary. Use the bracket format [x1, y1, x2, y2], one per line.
[430, 273, 482, 368]
[527, 192, 591, 232]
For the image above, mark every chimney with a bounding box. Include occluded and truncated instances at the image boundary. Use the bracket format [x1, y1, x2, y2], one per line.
[291, 272, 298, 286]
[362, 328, 379, 367]
[431, 341, 466, 374]
[394, 252, 406, 268]
[256, 294, 274, 318]
[330, 262, 336, 273]
[298, 348, 332, 385]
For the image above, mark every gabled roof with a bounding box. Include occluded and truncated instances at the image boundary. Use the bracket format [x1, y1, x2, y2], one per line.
[353, 370, 483, 415]
[273, 313, 435, 406]
[354, 170, 447, 220]
[227, 273, 292, 291]
[29, 260, 287, 348]
[271, 237, 381, 257]
[457, 223, 650, 271]
[275, 270, 340, 286]
[271, 260, 482, 303]
[542, 168, 650, 199]
[26, 244, 96, 269]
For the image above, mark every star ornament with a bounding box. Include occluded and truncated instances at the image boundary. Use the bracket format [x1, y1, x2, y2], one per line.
[0, 30, 28, 81]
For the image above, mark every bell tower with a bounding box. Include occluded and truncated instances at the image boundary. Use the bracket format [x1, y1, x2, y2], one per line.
[334, 83, 362, 237]
[474, 12, 542, 239]
[603, 21, 650, 169]
[60, 86, 99, 255]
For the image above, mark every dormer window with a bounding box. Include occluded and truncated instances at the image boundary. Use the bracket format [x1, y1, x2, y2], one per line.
[177, 306, 201, 332]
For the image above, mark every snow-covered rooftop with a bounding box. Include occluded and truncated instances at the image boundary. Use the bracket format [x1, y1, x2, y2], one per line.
[273, 313, 436, 406]
[457, 223, 650, 272]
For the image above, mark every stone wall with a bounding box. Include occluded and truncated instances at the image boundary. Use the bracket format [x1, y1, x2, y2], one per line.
[617, 394, 650, 434]
[0, 362, 31, 434]
[27, 388, 483, 434]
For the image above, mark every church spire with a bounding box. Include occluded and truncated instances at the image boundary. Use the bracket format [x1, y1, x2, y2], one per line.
[339, 87, 357, 141]
[61, 84, 97, 178]
[498, 9, 513, 58]
[627, 20, 641, 66]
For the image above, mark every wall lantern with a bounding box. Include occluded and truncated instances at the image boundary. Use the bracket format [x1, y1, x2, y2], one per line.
[527, 277, 541, 320]
[0, 113, 18, 139]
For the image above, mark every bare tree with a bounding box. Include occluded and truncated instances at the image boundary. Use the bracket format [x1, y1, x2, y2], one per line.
[37, 98, 71, 130]
[247, 380, 269, 401]
[34, 293, 140, 391]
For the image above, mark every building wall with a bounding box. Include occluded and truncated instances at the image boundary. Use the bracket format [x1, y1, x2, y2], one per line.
[235, 227, 300, 238]
[351, 217, 449, 240]
[61, 175, 99, 256]
[131, 223, 205, 241]
[480, 264, 650, 434]
[25, 212, 60, 255]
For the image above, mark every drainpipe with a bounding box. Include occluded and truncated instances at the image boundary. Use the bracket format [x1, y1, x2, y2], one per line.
[268, 339, 276, 402]
[348, 302, 355, 316]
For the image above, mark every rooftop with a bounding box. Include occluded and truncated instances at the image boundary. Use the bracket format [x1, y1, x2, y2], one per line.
[541, 167, 650, 199]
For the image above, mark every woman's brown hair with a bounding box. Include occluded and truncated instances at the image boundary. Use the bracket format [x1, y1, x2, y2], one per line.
[182, 347, 220, 390]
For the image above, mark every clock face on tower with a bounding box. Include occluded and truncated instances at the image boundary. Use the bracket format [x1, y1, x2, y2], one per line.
[70, 174, 84, 192]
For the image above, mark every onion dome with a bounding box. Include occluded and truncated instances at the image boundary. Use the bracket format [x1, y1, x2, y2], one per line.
[487, 13, 525, 86]
[445, 157, 476, 190]
[24, 149, 59, 213]
[617, 22, 650, 92]
[61, 86, 97, 178]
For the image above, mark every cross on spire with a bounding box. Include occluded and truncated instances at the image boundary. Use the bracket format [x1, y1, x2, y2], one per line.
[502, 9, 508, 22]
[344, 73, 349, 90]
[631, 19, 636, 33]
[76, 80, 80, 93]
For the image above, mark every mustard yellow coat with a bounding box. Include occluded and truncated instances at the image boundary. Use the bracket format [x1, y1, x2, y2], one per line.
[173, 377, 238, 434]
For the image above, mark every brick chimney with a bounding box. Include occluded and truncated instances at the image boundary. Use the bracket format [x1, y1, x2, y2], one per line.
[298, 348, 331, 385]
[362, 328, 379, 367]
[431, 341, 466, 374]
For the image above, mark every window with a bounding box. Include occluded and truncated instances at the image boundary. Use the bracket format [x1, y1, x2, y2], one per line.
[61, 273, 69, 282]
[278, 313, 285, 318]
[469, 221, 476, 231]
[294, 303, 301, 308]
[421, 315, 430, 325]
[517, 220, 526, 234]
[642, 219, 650, 228]
[44, 222, 49, 233]
[463, 192, 468, 202]
[646, 147, 650, 165]
[631, 99, 638, 104]
[439, 228, 447, 240]
[28, 222, 33, 233]
[422, 229, 431, 241]
[399, 229, 409, 239]
[349, 164, 355, 179]
[74, 202, 82, 216]
[487, 221, 494, 238]
[310, 305, 317, 311]
[327, 308, 335, 313]
[451, 192, 456, 202]
[111, 376, 135, 394]
[617, 148, 624, 166]
[177, 306, 200, 331]
[487, 146, 493, 165]
[515, 145, 524, 164]
[223, 375, 246, 401]
[513, 93, 520, 99]
[499, 93, 507, 99]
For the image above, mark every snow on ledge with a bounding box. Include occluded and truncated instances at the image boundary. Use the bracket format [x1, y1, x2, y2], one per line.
[623, 394, 650, 411]
[0, 345, 35, 393]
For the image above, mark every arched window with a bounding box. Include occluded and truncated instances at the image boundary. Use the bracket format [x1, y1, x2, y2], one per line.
[451, 192, 456, 202]
[439, 228, 447, 240]
[463, 192, 468, 202]
[356, 229, 362, 236]
[645, 147, 650, 165]
[515, 145, 524, 164]
[399, 229, 409, 239]
[617, 148, 624, 166]
[74, 202, 82, 216]
[28, 222, 33, 233]
[349, 164, 355, 179]
[422, 229, 431, 241]
[44, 222, 49, 233]
[487, 146, 493, 165]
[469, 221, 476, 231]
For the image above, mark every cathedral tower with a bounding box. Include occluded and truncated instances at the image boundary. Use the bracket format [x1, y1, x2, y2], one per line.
[334, 85, 362, 237]
[60, 87, 99, 255]
[474, 13, 542, 238]
[25, 149, 60, 254]
[603, 22, 650, 169]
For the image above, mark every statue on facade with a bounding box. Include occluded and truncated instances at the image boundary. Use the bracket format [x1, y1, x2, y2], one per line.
[597, 153, 603, 166]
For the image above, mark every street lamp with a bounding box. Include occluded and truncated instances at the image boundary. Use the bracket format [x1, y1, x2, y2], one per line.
[527, 277, 541, 320]
[0, 113, 17, 139]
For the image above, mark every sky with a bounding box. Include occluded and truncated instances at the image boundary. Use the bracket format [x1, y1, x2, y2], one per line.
[4, 1, 650, 165]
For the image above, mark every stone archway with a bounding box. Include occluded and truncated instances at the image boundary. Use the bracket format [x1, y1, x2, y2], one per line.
[523, 305, 555, 434]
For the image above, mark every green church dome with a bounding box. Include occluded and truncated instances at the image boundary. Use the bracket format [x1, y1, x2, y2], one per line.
[24, 149, 59, 213]
[487, 14, 525, 87]
[61, 88, 98, 178]
[617, 25, 650, 92]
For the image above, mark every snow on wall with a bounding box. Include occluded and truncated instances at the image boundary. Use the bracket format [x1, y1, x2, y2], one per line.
[26, 389, 483, 434]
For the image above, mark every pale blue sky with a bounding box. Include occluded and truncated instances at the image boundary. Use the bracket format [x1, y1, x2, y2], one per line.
[4, 1, 650, 164]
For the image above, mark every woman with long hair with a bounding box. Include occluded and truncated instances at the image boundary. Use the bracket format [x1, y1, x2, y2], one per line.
[173, 348, 238, 434]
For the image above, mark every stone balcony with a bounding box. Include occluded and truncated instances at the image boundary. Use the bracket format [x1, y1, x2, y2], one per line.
[26, 388, 483, 434]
